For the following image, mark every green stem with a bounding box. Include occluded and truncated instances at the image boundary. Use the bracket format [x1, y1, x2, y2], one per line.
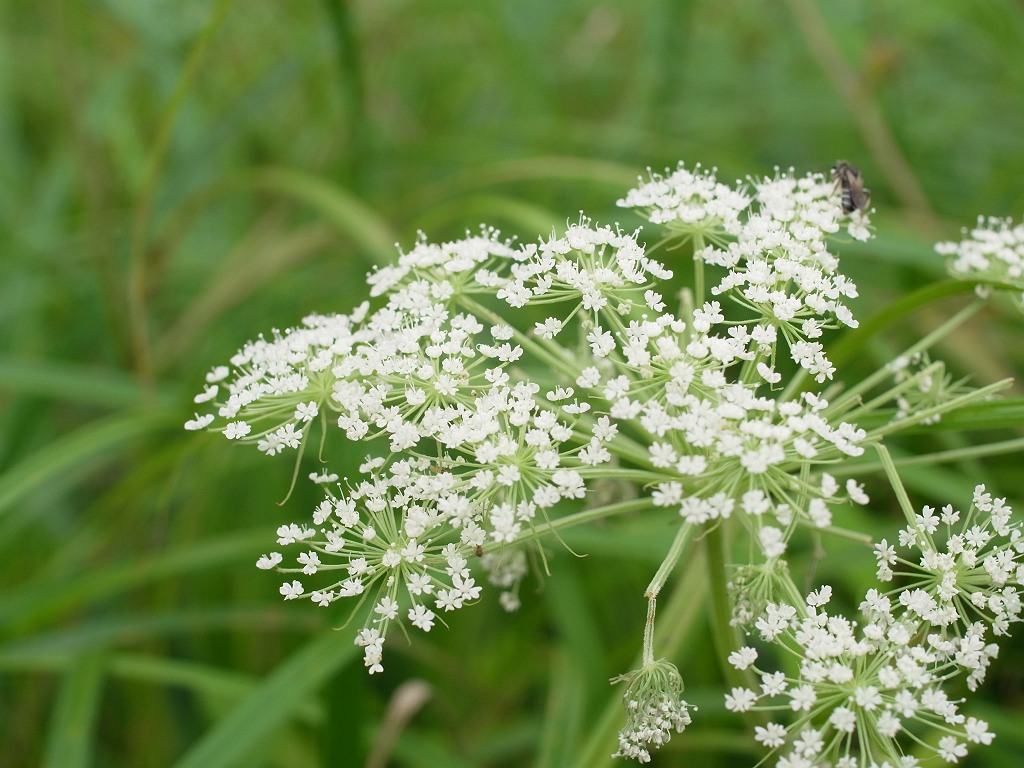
[874, 443, 916, 527]
[703, 524, 740, 683]
[793, 520, 873, 545]
[577, 468, 668, 485]
[830, 437, 1024, 476]
[512, 498, 657, 546]
[642, 522, 694, 665]
[778, 364, 811, 404]
[572, 544, 709, 768]
[703, 523, 768, 730]
[827, 300, 985, 415]
[456, 295, 579, 381]
[692, 232, 706, 308]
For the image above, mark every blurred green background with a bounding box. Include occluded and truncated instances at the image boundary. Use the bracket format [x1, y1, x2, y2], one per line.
[2, 1, 1024, 766]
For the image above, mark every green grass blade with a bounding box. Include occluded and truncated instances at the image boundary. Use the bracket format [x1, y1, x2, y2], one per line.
[246, 166, 396, 263]
[395, 156, 639, 216]
[0, 650, 324, 726]
[0, 528, 268, 628]
[171, 627, 357, 768]
[0, 410, 172, 518]
[111, 653, 323, 726]
[155, 222, 340, 366]
[42, 651, 106, 768]
[410, 194, 562, 239]
[0, 609, 298, 660]
[0, 357, 162, 409]
[831, 280, 976, 370]
[919, 397, 1024, 431]
[535, 649, 587, 768]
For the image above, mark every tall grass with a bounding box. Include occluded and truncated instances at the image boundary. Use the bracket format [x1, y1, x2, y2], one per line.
[1, 1, 1023, 766]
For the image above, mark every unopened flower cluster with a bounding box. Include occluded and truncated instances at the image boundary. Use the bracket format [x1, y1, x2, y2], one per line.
[186, 162, 1018, 766]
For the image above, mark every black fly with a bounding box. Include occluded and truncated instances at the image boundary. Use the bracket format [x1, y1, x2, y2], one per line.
[831, 161, 871, 215]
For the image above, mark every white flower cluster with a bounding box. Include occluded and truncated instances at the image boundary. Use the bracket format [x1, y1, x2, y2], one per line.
[187, 161, 1017, 766]
[616, 162, 751, 237]
[186, 170, 875, 669]
[612, 658, 693, 764]
[618, 162, 870, 243]
[875, 485, 1023, 641]
[621, 165, 868, 382]
[727, 486, 1020, 767]
[937, 216, 1024, 308]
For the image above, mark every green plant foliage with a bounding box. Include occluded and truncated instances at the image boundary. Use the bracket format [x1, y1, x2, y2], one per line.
[2, 1, 1023, 766]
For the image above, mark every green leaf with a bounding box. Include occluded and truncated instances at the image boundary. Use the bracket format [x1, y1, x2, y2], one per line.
[109, 653, 323, 726]
[245, 166, 396, 264]
[171, 628, 357, 768]
[0, 410, 172, 519]
[0, 609, 299, 661]
[0, 356, 163, 409]
[921, 397, 1024, 431]
[410, 194, 562, 239]
[0, 528, 268, 629]
[394, 156, 639, 216]
[42, 651, 106, 768]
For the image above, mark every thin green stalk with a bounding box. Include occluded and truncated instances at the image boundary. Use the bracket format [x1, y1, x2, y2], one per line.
[828, 300, 985, 415]
[642, 522, 694, 665]
[703, 523, 768, 730]
[778, 364, 811, 404]
[865, 378, 1012, 440]
[703, 525, 742, 686]
[577, 468, 668, 485]
[513, 498, 658, 546]
[836, 361, 946, 422]
[831, 437, 1024, 477]
[692, 232, 706, 308]
[874, 443, 916, 526]
[572, 544, 709, 768]
[456, 295, 580, 381]
[794, 520, 873, 545]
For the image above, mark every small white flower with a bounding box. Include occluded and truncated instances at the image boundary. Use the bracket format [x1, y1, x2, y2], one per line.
[728, 647, 758, 670]
[295, 401, 319, 422]
[725, 687, 757, 712]
[256, 552, 283, 570]
[223, 421, 251, 439]
[184, 413, 214, 431]
[280, 580, 304, 600]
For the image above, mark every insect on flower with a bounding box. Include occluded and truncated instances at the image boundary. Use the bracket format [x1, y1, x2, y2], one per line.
[831, 160, 871, 215]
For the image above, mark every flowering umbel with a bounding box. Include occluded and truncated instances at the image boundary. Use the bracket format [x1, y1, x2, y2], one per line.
[722, 479, 1021, 766]
[611, 658, 693, 763]
[187, 161, 1019, 765]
